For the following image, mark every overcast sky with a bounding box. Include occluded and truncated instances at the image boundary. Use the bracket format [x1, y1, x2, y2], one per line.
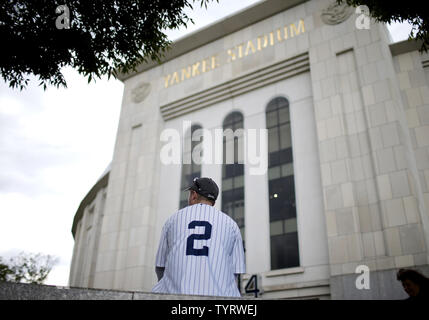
[0, 1, 413, 287]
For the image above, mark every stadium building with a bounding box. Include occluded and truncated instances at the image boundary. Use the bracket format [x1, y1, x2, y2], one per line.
[69, 0, 429, 299]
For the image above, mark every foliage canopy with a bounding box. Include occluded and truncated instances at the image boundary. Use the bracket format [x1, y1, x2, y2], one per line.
[0, 0, 215, 90]
[338, 0, 429, 51]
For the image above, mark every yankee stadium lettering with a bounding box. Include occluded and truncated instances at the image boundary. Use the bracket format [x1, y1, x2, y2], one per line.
[186, 220, 212, 256]
[162, 19, 305, 88]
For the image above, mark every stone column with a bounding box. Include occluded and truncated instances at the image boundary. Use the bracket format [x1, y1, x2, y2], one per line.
[312, 4, 428, 298]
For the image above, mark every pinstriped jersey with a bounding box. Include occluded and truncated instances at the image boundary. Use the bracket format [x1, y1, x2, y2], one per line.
[152, 203, 246, 297]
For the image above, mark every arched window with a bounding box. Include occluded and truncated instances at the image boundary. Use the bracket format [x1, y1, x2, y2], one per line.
[266, 97, 299, 270]
[222, 112, 245, 241]
[179, 124, 203, 209]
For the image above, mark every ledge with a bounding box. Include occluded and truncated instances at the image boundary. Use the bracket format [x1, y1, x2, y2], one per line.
[263, 279, 330, 293]
[0, 282, 247, 300]
[265, 266, 305, 278]
[389, 39, 424, 56]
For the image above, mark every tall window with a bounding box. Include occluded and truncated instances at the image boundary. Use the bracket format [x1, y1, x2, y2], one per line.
[179, 124, 203, 209]
[266, 97, 299, 270]
[222, 112, 245, 241]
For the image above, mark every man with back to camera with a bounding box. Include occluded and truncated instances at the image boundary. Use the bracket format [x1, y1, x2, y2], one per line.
[152, 177, 246, 297]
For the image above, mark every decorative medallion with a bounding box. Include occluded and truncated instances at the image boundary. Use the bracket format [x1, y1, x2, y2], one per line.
[131, 82, 151, 103]
[320, 1, 354, 25]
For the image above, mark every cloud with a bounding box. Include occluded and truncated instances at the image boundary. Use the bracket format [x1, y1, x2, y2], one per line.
[387, 21, 413, 42]
[0, 147, 79, 196]
[0, 103, 81, 195]
[0, 67, 122, 286]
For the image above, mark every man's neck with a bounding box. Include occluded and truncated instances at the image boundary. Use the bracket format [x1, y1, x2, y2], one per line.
[195, 200, 213, 206]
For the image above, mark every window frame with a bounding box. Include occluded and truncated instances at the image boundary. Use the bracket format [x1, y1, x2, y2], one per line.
[265, 97, 300, 270]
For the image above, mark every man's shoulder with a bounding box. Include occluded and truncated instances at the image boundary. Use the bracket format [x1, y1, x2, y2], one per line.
[168, 204, 239, 230]
[216, 208, 236, 222]
[213, 208, 241, 232]
[167, 204, 199, 221]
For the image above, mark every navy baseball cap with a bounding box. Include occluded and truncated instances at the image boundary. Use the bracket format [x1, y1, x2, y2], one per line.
[186, 177, 219, 201]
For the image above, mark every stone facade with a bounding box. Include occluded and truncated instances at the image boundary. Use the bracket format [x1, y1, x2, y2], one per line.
[70, 167, 109, 288]
[70, 0, 429, 299]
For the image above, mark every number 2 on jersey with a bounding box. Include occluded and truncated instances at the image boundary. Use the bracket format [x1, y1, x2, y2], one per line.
[186, 221, 212, 256]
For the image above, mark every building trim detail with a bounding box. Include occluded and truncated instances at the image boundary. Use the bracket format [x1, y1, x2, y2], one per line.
[160, 52, 310, 120]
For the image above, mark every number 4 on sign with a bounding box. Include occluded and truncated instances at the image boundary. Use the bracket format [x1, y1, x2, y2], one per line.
[245, 275, 262, 298]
